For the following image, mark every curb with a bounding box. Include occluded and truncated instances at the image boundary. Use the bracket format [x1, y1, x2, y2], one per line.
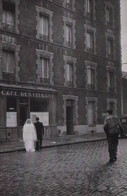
[0, 138, 107, 154]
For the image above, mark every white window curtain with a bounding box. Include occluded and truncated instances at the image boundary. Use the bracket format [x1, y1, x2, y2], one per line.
[66, 24, 72, 42]
[39, 15, 49, 36]
[87, 68, 95, 84]
[87, 32, 93, 49]
[3, 50, 14, 73]
[66, 63, 73, 82]
[2, 10, 15, 26]
[106, 8, 110, 22]
[87, 0, 93, 13]
[39, 58, 49, 78]
[88, 101, 94, 125]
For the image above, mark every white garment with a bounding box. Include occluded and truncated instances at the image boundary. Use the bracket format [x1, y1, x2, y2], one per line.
[23, 122, 37, 152]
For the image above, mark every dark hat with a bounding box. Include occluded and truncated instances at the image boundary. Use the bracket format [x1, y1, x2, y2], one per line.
[36, 117, 39, 121]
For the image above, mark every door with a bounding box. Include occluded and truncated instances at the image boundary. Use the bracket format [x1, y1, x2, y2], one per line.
[66, 99, 74, 135]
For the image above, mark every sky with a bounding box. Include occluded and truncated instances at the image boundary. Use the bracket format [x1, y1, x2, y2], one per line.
[121, 0, 127, 72]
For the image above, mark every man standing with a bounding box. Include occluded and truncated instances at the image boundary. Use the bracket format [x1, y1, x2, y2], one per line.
[34, 117, 44, 151]
[104, 109, 122, 163]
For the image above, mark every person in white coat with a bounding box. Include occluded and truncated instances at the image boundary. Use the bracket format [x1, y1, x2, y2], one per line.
[23, 119, 37, 152]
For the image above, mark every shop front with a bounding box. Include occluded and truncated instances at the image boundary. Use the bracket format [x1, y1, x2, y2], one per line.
[0, 86, 57, 141]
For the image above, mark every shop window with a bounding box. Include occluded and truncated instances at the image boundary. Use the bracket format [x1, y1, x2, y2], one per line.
[7, 97, 17, 112]
[30, 99, 48, 112]
[6, 97, 17, 127]
[2, 1, 15, 32]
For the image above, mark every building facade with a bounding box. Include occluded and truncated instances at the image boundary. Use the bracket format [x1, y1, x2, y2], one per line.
[0, 0, 121, 140]
[122, 72, 127, 116]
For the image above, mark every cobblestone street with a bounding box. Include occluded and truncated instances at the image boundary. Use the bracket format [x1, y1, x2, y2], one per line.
[1, 139, 127, 196]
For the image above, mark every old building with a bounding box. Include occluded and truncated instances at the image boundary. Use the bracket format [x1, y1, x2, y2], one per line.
[122, 72, 127, 115]
[0, 0, 121, 140]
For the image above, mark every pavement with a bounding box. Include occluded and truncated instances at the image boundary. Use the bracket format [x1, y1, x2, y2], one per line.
[0, 133, 107, 153]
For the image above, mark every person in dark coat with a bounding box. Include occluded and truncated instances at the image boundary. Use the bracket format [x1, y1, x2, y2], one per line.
[34, 117, 44, 151]
[104, 109, 122, 163]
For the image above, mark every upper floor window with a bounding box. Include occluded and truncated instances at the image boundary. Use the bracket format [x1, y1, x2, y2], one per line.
[2, 50, 14, 73]
[66, 0, 72, 9]
[65, 24, 72, 48]
[86, 0, 94, 18]
[63, 17, 76, 49]
[107, 38, 114, 59]
[39, 58, 49, 80]
[36, 49, 54, 84]
[66, 63, 73, 86]
[63, 0, 75, 11]
[36, 7, 53, 42]
[87, 68, 95, 87]
[107, 99, 116, 114]
[2, 1, 15, 32]
[86, 31, 94, 53]
[108, 71, 115, 91]
[39, 14, 49, 41]
[85, 61, 97, 89]
[63, 55, 77, 87]
[105, 3, 114, 29]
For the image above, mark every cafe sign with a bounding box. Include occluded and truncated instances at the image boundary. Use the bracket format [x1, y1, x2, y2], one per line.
[0, 89, 54, 98]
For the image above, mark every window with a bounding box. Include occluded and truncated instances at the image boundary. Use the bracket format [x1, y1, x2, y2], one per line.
[88, 101, 95, 126]
[106, 7, 113, 27]
[3, 50, 14, 73]
[87, 68, 95, 88]
[109, 102, 115, 111]
[86, 0, 94, 18]
[66, 63, 73, 86]
[36, 7, 53, 42]
[39, 14, 49, 41]
[108, 71, 114, 90]
[105, 3, 114, 29]
[107, 38, 114, 58]
[66, 0, 72, 9]
[63, 16, 76, 49]
[39, 58, 49, 82]
[2, 2, 15, 32]
[86, 31, 94, 53]
[66, 24, 72, 47]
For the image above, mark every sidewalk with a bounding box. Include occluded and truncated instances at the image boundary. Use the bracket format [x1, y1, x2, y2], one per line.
[0, 133, 107, 153]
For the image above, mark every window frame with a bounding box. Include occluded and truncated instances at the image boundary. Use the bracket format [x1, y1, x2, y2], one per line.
[63, 16, 76, 49]
[36, 6, 53, 42]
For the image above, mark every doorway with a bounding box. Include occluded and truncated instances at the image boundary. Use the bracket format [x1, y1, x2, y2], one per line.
[19, 98, 29, 126]
[66, 100, 74, 135]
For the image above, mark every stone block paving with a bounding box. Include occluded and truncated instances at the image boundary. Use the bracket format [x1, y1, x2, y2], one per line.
[0, 139, 127, 196]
